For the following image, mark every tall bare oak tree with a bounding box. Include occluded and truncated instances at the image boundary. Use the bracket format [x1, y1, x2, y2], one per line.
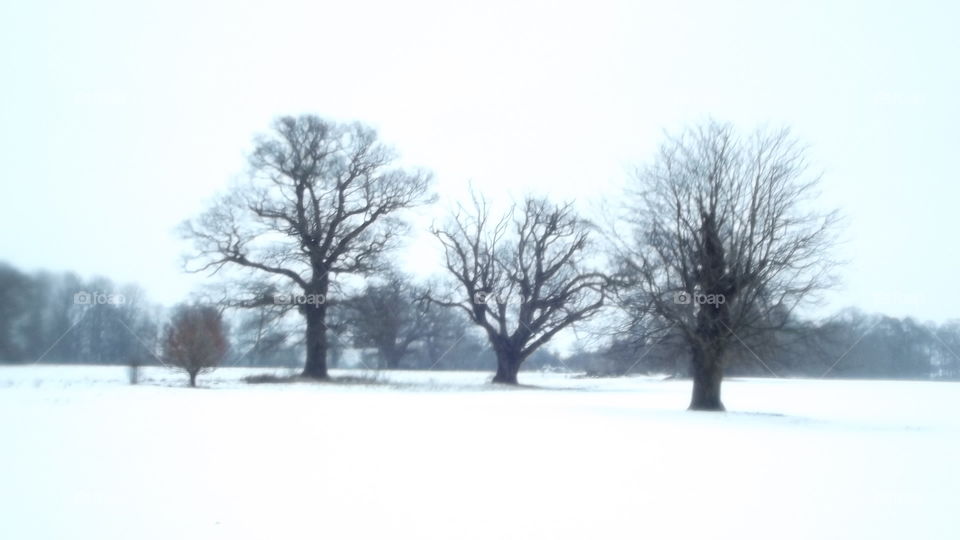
[432, 195, 607, 384]
[615, 121, 839, 410]
[182, 115, 433, 379]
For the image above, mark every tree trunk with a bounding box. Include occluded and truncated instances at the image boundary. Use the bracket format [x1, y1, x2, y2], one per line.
[688, 344, 724, 411]
[129, 364, 139, 385]
[302, 302, 329, 379]
[188, 370, 198, 388]
[492, 351, 522, 385]
[384, 350, 402, 370]
[329, 342, 341, 369]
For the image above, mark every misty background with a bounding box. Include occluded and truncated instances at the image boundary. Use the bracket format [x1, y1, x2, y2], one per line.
[1, 0, 957, 322]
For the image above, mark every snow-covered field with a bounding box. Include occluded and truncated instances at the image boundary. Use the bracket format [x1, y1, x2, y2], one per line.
[1, 365, 957, 540]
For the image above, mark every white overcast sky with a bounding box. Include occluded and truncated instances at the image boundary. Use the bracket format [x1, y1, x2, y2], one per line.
[1, 0, 957, 322]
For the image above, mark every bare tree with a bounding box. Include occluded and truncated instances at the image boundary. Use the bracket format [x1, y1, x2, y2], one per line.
[162, 304, 229, 387]
[614, 121, 839, 410]
[181, 115, 433, 379]
[431, 194, 607, 384]
[342, 270, 430, 369]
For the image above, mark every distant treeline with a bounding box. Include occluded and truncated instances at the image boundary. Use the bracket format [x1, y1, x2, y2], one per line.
[572, 311, 960, 380]
[0, 263, 159, 366]
[0, 261, 554, 371]
[0, 261, 956, 380]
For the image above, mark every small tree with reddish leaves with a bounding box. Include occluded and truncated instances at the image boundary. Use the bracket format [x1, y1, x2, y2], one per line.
[162, 304, 229, 387]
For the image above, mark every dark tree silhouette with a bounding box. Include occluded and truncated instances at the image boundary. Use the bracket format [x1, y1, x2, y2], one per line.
[162, 304, 228, 387]
[431, 194, 607, 384]
[343, 270, 430, 369]
[615, 121, 839, 410]
[181, 115, 433, 379]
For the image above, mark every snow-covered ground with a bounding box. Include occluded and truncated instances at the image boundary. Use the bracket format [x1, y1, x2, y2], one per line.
[1, 365, 957, 540]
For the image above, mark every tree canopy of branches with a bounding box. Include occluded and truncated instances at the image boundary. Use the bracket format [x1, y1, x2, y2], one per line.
[342, 270, 431, 369]
[162, 304, 229, 387]
[0, 262, 159, 366]
[181, 115, 433, 379]
[431, 194, 607, 384]
[615, 121, 840, 410]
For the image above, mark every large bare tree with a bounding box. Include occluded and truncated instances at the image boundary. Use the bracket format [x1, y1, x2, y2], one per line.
[432, 194, 607, 384]
[615, 121, 839, 410]
[181, 115, 433, 379]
